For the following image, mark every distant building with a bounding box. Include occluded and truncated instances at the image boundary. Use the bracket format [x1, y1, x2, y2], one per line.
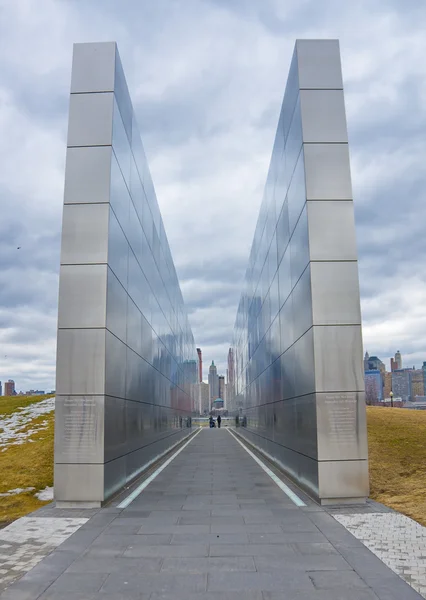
[392, 369, 411, 402]
[364, 353, 385, 373]
[363, 352, 370, 371]
[365, 370, 383, 404]
[384, 371, 392, 399]
[0, 381, 2, 396]
[183, 360, 198, 385]
[196, 348, 203, 383]
[212, 398, 224, 410]
[390, 358, 397, 372]
[198, 382, 210, 415]
[4, 380, 15, 396]
[227, 348, 235, 389]
[411, 370, 424, 399]
[225, 383, 232, 406]
[395, 350, 402, 370]
[218, 376, 225, 405]
[422, 362, 426, 398]
[403, 397, 426, 410]
[208, 361, 219, 408]
[25, 390, 46, 396]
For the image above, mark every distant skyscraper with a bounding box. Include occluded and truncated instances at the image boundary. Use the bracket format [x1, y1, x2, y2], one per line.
[392, 369, 411, 402]
[364, 354, 385, 373]
[390, 358, 397, 372]
[384, 371, 392, 399]
[225, 383, 232, 406]
[218, 375, 225, 402]
[227, 348, 235, 387]
[363, 352, 370, 371]
[422, 362, 426, 399]
[411, 369, 424, 399]
[395, 351, 402, 370]
[183, 360, 198, 385]
[196, 348, 202, 382]
[198, 382, 210, 415]
[208, 361, 219, 407]
[4, 380, 15, 396]
[0, 381, 2, 396]
[227, 347, 235, 407]
[364, 370, 383, 404]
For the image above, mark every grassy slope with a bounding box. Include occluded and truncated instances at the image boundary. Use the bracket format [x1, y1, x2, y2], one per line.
[367, 406, 426, 526]
[0, 395, 55, 526]
[0, 394, 54, 417]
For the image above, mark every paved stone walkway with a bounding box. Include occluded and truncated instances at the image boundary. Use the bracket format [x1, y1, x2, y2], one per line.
[334, 512, 426, 598]
[0, 517, 88, 592]
[0, 428, 423, 599]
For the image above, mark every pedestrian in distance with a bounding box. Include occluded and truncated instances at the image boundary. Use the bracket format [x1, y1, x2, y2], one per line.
[217, 414, 222, 428]
[209, 415, 215, 428]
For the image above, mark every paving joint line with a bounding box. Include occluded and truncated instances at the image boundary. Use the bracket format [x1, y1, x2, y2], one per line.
[227, 428, 306, 507]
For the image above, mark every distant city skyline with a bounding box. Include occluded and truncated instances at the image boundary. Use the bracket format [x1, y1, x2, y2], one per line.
[364, 349, 426, 373]
[364, 349, 426, 407]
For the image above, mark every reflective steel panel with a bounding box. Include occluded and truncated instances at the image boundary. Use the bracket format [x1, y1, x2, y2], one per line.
[58, 264, 107, 329]
[60, 203, 109, 264]
[64, 146, 112, 205]
[70, 41, 116, 94]
[67, 92, 114, 147]
[229, 39, 368, 504]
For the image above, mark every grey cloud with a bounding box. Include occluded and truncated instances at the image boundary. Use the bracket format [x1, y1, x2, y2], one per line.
[1, 0, 426, 392]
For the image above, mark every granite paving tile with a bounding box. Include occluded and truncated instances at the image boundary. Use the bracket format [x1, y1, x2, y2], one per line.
[161, 556, 256, 573]
[309, 570, 370, 589]
[149, 593, 263, 600]
[43, 572, 109, 593]
[210, 523, 281, 533]
[137, 524, 210, 534]
[207, 571, 314, 591]
[254, 553, 352, 571]
[65, 556, 162, 573]
[171, 532, 249, 544]
[100, 572, 207, 594]
[39, 591, 150, 600]
[262, 592, 380, 600]
[123, 544, 209, 558]
[248, 532, 328, 544]
[209, 544, 297, 557]
[291, 541, 340, 555]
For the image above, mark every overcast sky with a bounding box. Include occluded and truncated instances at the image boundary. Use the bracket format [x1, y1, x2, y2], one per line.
[0, 0, 425, 390]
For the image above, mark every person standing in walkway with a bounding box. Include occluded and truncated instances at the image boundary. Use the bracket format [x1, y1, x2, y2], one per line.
[217, 414, 222, 428]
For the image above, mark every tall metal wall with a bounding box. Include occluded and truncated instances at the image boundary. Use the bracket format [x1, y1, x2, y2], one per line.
[230, 40, 369, 504]
[55, 42, 196, 506]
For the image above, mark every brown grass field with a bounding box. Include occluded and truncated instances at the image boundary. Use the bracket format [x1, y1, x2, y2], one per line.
[0, 395, 54, 527]
[367, 405, 426, 526]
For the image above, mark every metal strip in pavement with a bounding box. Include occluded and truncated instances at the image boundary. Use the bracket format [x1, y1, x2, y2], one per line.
[227, 428, 306, 507]
[118, 428, 202, 509]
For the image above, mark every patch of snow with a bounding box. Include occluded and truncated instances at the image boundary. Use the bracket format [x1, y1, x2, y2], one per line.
[0, 487, 35, 497]
[35, 487, 53, 501]
[0, 398, 55, 452]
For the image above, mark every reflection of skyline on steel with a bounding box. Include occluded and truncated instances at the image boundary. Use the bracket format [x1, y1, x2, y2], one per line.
[55, 42, 197, 507]
[229, 40, 369, 504]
